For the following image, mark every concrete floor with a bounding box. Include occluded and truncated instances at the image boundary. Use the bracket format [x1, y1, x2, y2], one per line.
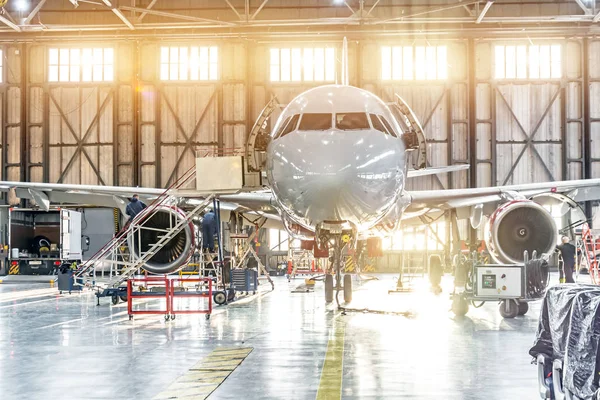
[0, 274, 545, 399]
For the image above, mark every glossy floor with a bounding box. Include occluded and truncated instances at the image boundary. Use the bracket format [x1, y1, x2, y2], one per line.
[0, 274, 546, 399]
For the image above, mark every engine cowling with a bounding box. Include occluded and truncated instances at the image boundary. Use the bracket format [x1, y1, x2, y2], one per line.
[486, 200, 557, 264]
[129, 207, 195, 274]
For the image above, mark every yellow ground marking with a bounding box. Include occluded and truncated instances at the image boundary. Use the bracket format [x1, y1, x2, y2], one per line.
[152, 347, 253, 400]
[316, 320, 346, 400]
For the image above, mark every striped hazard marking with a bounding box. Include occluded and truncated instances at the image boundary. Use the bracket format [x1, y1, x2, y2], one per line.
[153, 347, 253, 399]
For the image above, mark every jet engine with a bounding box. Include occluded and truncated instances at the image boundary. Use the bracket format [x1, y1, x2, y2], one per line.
[486, 200, 557, 264]
[129, 207, 195, 274]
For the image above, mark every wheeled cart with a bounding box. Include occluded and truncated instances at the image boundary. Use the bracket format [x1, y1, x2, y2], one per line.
[57, 268, 83, 294]
[451, 251, 549, 319]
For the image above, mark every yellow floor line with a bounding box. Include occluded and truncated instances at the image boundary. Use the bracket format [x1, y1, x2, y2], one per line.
[316, 320, 346, 400]
[152, 347, 253, 400]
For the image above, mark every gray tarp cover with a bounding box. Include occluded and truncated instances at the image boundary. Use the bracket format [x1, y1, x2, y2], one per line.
[529, 284, 600, 399]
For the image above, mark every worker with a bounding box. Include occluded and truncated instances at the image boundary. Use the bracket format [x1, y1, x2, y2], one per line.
[556, 236, 576, 283]
[126, 194, 147, 220]
[202, 209, 218, 253]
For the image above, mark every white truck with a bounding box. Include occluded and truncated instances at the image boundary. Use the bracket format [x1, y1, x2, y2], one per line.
[8, 208, 83, 275]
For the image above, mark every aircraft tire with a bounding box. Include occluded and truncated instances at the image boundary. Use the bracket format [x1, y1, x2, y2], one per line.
[325, 275, 334, 303]
[343, 274, 352, 303]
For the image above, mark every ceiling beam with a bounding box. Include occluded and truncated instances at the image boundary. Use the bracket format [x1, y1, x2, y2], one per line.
[366, 0, 381, 17]
[381, 0, 480, 23]
[250, 0, 269, 21]
[224, 0, 241, 20]
[102, 0, 135, 29]
[138, 0, 158, 22]
[574, 0, 593, 15]
[343, 1, 355, 14]
[120, 5, 236, 26]
[24, 0, 47, 25]
[594, 10, 600, 22]
[0, 13, 21, 32]
[476, 1, 494, 24]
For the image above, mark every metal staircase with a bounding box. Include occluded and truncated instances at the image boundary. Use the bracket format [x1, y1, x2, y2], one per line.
[75, 166, 207, 290]
[579, 223, 599, 284]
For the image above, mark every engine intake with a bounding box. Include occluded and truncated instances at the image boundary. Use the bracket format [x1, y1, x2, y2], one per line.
[486, 200, 557, 264]
[129, 207, 194, 274]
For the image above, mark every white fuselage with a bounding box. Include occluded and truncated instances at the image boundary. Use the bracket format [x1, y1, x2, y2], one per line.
[266, 85, 408, 233]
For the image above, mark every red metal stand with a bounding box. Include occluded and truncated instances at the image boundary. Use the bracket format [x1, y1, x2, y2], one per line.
[170, 277, 212, 320]
[127, 276, 212, 321]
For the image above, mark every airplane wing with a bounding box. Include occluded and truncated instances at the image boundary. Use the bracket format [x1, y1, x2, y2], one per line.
[406, 164, 469, 178]
[407, 178, 600, 219]
[0, 180, 276, 215]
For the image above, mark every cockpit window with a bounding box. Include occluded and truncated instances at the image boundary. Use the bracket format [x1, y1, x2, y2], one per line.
[335, 113, 370, 130]
[280, 114, 300, 138]
[274, 116, 291, 138]
[369, 114, 389, 135]
[379, 116, 398, 138]
[298, 113, 332, 131]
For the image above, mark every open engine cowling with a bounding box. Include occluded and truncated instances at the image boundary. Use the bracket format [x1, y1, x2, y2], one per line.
[486, 200, 557, 264]
[129, 207, 195, 274]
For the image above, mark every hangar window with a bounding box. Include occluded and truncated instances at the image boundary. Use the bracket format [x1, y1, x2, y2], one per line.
[269, 229, 289, 251]
[49, 48, 114, 82]
[270, 47, 335, 82]
[298, 113, 332, 131]
[381, 46, 447, 81]
[494, 44, 561, 79]
[160, 46, 218, 81]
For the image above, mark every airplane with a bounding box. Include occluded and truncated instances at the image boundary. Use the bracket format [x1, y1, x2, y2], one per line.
[2, 42, 600, 306]
[3, 80, 600, 306]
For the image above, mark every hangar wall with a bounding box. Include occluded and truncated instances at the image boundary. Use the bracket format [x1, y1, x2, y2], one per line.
[0, 37, 599, 225]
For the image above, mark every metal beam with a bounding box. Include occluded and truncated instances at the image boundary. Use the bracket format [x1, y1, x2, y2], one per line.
[0, 13, 20, 32]
[137, 0, 158, 22]
[102, 0, 135, 30]
[476, 1, 493, 24]
[594, 10, 600, 22]
[343, 1, 355, 14]
[366, 0, 381, 17]
[224, 0, 241, 20]
[119, 5, 236, 26]
[381, 0, 480, 22]
[24, 0, 47, 25]
[250, 0, 269, 21]
[574, 0, 593, 15]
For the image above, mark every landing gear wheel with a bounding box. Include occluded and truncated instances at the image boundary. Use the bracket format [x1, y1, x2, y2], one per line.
[214, 291, 227, 305]
[517, 301, 529, 316]
[343, 274, 352, 303]
[324, 274, 334, 303]
[111, 295, 119, 305]
[429, 254, 443, 291]
[128, 315, 133, 321]
[499, 300, 519, 319]
[226, 288, 236, 302]
[120, 295, 127, 303]
[164, 315, 170, 321]
[452, 295, 469, 317]
[205, 314, 211, 320]
[170, 314, 176, 320]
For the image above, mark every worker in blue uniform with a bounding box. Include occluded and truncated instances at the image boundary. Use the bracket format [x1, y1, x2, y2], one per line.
[126, 194, 147, 220]
[202, 209, 218, 253]
[556, 236, 576, 283]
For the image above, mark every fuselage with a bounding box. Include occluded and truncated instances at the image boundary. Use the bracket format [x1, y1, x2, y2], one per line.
[266, 85, 407, 233]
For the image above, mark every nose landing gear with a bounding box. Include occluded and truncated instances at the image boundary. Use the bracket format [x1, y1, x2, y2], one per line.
[317, 224, 357, 308]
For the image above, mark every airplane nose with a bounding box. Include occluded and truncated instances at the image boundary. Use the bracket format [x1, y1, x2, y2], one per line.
[268, 130, 405, 228]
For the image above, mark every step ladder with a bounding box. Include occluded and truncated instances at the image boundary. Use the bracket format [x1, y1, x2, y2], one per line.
[74, 165, 203, 289]
[580, 223, 599, 284]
